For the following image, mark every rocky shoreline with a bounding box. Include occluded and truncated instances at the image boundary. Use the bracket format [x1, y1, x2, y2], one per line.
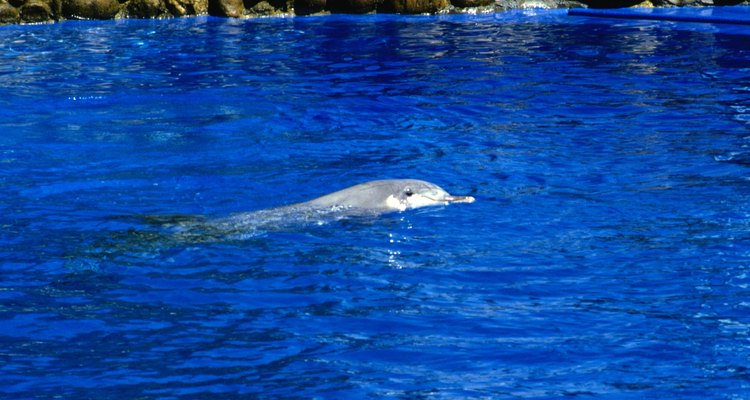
[0, 0, 747, 25]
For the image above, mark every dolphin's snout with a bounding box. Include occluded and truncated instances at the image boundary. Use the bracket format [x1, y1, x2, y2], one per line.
[444, 195, 475, 204]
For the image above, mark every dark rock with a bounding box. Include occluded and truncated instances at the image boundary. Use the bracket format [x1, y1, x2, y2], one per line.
[248, 0, 291, 12]
[451, 0, 492, 6]
[248, 0, 274, 13]
[294, 0, 324, 14]
[20, 0, 53, 21]
[51, 0, 62, 14]
[126, 0, 169, 16]
[63, 0, 120, 18]
[246, 0, 290, 14]
[0, 0, 20, 23]
[208, 0, 243, 16]
[4, 0, 750, 25]
[580, 0, 649, 7]
[165, 0, 207, 15]
[380, 0, 449, 13]
[327, 0, 380, 13]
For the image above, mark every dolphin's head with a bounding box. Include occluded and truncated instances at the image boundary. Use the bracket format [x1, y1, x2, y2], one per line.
[306, 179, 475, 215]
[382, 179, 475, 212]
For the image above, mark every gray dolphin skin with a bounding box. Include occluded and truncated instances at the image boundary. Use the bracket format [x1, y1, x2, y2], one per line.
[181, 179, 475, 239]
[302, 179, 475, 215]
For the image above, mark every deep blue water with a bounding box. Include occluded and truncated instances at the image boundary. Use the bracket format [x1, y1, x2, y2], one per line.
[2, 9, 750, 399]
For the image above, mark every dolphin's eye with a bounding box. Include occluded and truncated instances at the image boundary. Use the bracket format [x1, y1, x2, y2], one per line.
[404, 188, 414, 197]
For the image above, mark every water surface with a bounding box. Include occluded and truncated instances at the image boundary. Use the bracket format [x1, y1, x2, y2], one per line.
[1, 10, 750, 399]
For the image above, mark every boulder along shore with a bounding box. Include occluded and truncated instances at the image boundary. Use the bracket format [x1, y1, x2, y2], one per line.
[0, 0, 748, 26]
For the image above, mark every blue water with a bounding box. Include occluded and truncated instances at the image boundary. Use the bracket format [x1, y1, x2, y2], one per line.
[2, 9, 750, 399]
[570, 4, 750, 26]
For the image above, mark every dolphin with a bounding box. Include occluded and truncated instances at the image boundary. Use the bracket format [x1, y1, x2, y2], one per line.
[65, 180, 475, 270]
[171, 179, 475, 239]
